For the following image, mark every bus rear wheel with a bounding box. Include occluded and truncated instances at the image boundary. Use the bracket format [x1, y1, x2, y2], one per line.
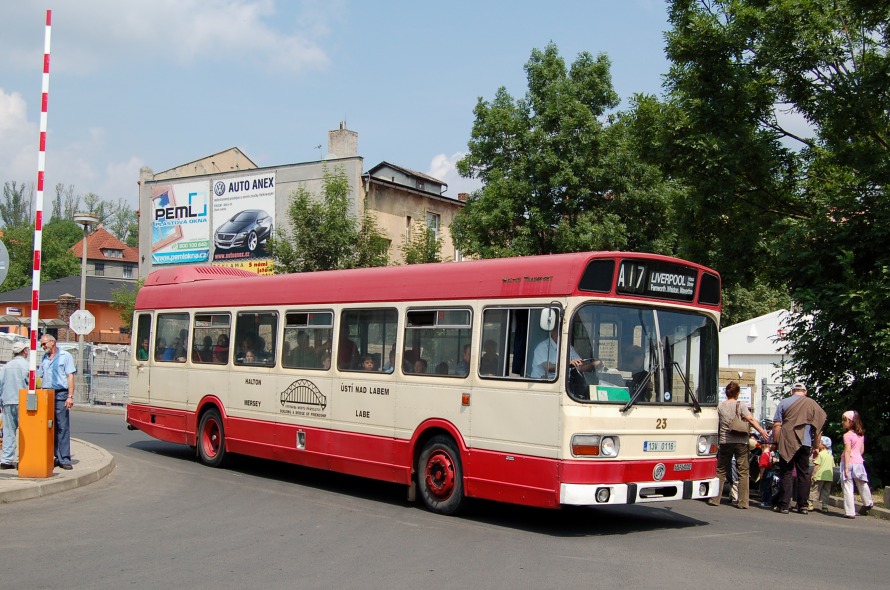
[417, 435, 465, 515]
[197, 408, 227, 467]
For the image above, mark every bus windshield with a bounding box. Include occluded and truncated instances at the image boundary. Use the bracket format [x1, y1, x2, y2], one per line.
[567, 303, 718, 407]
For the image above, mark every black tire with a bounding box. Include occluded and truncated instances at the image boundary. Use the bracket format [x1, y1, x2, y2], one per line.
[197, 408, 227, 467]
[417, 435, 465, 515]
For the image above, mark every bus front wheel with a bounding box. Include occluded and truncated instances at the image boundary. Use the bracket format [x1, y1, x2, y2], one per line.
[197, 408, 228, 468]
[417, 435, 465, 515]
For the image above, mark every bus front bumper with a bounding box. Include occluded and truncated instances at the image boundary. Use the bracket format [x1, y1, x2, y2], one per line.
[560, 477, 719, 505]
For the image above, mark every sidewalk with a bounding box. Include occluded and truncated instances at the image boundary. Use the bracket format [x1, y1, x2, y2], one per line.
[0, 405, 118, 505]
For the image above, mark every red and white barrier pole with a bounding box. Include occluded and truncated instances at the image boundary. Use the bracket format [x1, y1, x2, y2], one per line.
[28, 9, 52, 392]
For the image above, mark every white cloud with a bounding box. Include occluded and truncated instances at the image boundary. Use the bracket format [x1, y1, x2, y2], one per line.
[0, 88, 39, 187]
[1, 0, 334, 75]
[428, 152, 482, 199]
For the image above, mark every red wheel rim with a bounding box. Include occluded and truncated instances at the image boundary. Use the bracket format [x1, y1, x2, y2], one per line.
[424, 449, 456, 500]
[201, 418, 220, 458]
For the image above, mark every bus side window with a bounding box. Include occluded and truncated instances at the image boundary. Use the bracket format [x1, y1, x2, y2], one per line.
[234, 311, 278, 367]
[404, 308, 471, 377]
[193, 313, 231, 365]
[339, 308, 398, 373]
[135, 313, 152, 362]
[481, 307, 562, 381]
[156, 312, 189, 363]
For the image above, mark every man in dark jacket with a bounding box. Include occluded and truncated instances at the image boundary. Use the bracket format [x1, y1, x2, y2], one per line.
[772, 382, 827, 514]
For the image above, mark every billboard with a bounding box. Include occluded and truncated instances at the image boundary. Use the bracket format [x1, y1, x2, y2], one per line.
[151, 181, 211, 265]
[211, 172, 276, 275]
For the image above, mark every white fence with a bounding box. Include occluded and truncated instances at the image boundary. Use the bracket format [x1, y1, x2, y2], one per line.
[0, 334, 129, 406]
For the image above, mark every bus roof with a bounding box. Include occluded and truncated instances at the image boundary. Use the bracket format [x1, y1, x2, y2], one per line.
[137, 252, 720, 311]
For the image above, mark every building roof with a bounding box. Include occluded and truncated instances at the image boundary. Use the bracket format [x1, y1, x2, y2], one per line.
[0, 275, 137, 305]
[368, 161, 447, 190]
[154, 146, 258, 177]
[70, 227, 139, 264]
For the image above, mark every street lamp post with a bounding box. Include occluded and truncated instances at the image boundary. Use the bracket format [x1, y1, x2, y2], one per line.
[73, 212, 99, 403]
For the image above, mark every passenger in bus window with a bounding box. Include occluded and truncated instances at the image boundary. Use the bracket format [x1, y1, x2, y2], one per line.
[237, 335, 257, 363]
[155, 338, 167, 361]
[435, 361, 449, 375]
[291, 331, 317, 367]
[455, 344, 471, 376]
[162, 338, 179, 361]
[414, 358, 429, 374]
[360, 354, 377, 371]
[137, 337, 150, 361]
[530, 327, 600, 379]
[213, 334, 229, 363]
[244, 350, 258, 364]
[402, 349, 418, 373]
[176, 329, 188, 360]
[480, 340, 499, 375]
[383, 347, 396, 373]
[320, 352, 332, 370]
[338, 324, 359, 370]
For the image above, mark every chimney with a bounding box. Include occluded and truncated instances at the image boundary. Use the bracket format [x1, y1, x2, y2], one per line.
[458, 192, 469, 202]
[327, 122, 358, 159]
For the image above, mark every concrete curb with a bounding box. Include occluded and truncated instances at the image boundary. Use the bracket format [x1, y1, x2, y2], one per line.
[0, 438, 116, 504]
[825, 494, 889, 521]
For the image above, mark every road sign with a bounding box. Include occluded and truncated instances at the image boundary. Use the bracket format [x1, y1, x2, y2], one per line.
[69, 309, 95, 335]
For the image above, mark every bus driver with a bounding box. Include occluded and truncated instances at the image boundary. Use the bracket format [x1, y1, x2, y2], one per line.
[530, 327, 602, 379]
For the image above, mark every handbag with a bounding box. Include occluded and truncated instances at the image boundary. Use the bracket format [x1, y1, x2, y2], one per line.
[729, 401, 749, 435]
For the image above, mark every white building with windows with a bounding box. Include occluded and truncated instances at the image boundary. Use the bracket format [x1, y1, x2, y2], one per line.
[719, 310, 794, 421]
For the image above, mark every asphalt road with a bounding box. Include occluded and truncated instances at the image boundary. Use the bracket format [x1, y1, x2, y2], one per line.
[1, 411, 887, 589]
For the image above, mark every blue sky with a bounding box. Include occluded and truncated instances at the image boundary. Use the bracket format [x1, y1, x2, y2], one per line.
[0, 0, 673, 212]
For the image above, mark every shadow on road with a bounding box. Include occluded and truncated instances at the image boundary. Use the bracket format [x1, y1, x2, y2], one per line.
[128, 439, 709, 535]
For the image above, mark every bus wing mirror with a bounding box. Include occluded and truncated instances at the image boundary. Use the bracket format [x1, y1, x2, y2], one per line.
[539, 308, 558, 331]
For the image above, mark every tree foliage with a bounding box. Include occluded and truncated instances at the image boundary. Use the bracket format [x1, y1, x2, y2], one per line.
[662, 0, 890, 483]
[401, 222, 442, 264]
[267, 167, 389, 273]
[0, 219, 81, 291]
[1, 181, 34, 227]
[454, 43, 679, 258]
[110, 279, 143, 331]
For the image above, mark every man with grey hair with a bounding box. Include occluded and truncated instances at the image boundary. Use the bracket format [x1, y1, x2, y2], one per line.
[37, 334, 77, 470]
[772, 382, 827, 514]
[0, 341, 29, 469]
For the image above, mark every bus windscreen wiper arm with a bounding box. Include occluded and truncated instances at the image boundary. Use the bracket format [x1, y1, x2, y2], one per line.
[673, 361, 701, 414]
[621, 368, 654, 413]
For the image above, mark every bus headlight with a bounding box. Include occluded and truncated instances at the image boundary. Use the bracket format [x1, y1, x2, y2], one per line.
[571, 434, 619, 457]
[697, 434, 718, 456]
[600, 436, 619, 457]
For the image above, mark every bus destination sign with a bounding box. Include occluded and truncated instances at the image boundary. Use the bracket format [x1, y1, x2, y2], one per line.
[616, 260, 697, 302]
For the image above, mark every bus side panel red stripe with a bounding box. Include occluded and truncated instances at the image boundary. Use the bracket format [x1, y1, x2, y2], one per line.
[126, 404, 189, 445]
[463, 448, 561, 508]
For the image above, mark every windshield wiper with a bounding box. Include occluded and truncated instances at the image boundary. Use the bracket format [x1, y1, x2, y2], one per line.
[621, 367, 654, 413]
[672, 361, 701, 414]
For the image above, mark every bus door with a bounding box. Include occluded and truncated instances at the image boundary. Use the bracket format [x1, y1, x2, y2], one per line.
[130, 312, 153, 405]
[470, 306, 562, 457]
[151, 312, 191, 414]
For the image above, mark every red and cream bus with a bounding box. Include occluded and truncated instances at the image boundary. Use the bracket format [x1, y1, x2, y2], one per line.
[126, 252, 722, 515]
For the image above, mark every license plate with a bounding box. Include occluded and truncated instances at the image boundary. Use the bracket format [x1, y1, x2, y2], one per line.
[644, 440, 676, 452]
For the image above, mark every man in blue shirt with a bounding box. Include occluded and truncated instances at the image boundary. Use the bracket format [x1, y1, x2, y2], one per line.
[0, 341, 29, 469]
[37, 335, 77, 470]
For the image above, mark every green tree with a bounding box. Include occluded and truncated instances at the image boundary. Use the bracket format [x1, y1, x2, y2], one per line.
[106, 198, 137, 243]
[110, 279, 143, 331]
[0, 219, 81, 291]
[401, 222, 442, 264]
[454, 43, 678, 258]
[1, 181, 33, 227]
[663, 0, 890, 483]
[267, 167, 389, 273]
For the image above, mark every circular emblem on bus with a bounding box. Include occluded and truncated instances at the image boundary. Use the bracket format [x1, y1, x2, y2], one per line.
[214, 181, 226, 196]
[663, 391, 672, 402]
[653, 463, 666, 481]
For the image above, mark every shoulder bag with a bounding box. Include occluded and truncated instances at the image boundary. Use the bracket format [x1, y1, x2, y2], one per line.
[729, 401, 750, 435]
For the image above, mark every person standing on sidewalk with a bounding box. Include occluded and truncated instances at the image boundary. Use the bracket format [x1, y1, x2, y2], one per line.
[709, 381, 770, 508]
[840, 410, 874, 519]
[37, 335, 76, 470]
[809, 436, 835, 513]
[0, 342, 29, 469]
[772, 382, 827, 514]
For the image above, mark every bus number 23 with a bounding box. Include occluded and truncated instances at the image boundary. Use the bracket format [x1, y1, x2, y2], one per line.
[656, 418, 667, 429]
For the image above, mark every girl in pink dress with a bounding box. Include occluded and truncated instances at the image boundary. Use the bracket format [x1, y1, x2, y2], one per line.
[841, 410, 874, 519]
